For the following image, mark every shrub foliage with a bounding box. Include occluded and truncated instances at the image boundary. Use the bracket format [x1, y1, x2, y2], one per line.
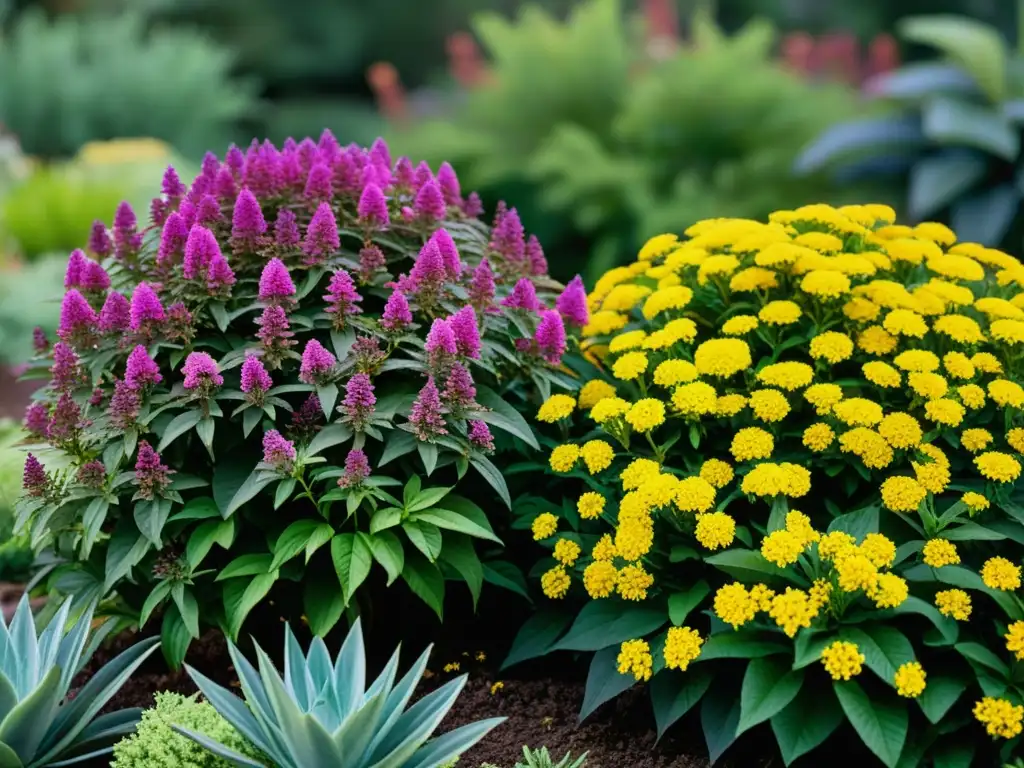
[511, 204, 1024, 766]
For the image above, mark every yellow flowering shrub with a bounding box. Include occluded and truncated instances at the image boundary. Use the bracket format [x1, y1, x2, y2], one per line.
[508, 206, 1024, 767]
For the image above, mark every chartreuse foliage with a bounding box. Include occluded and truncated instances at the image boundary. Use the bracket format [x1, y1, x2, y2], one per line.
[175, 617, 503, 768]
[112, 692, 265, 768]
[509, 204, 1024, 765]
[16, 135, 574, 669]
[0, 595, 158, 767]
[799, 14, 1024, 249]
[392, 0, 862, 284]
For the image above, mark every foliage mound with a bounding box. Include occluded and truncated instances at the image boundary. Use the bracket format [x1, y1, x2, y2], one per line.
[16, 133, 580, 667]
[511, 204, 1024, 766]
[799, 14, 1024, 250]
[392, 0, 864, 283]
[112, 691, 263, 768]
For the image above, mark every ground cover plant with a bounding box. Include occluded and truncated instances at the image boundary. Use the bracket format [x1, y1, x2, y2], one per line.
[14, 134, 585, 668]
[512, 204, 1024, 766]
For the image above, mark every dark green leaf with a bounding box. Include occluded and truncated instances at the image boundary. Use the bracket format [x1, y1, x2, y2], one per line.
[833, 681, 907, 768]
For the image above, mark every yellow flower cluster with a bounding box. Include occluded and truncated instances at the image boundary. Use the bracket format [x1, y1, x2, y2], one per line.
[531, 206, 1024, 755]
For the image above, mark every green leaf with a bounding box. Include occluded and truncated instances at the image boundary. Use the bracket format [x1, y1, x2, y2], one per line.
[225, 571, 278, 640]
[401, 551, 445, 620]
[186, 517, 235, 570]
[737, 657, 804, 736]
[668, 581, 709, 626]
[649, 667, 714, 738]
[366, 531, 404, 586]
[552, 601, 667, 652]
[703, 550, 793, 583]
[156, 410, 202, 452]
[438, 534, 482, 608]
[579, 645, 636, 722]
[770, 684, 844, 766]
[469, 455, 511, 508]
[316, 383, 339, 418]
[698, 633, 788, 662]
[841, 625, 915, 685]
[827, 504, 879, 539]
[161, 604, 193, 670]
[917, 675, 966, 724]
[216, 553, 273, 581]
[833, 681, 908, 768]
[331, 533, 372, 605]
[473, 386, 540, 449]
[503, 610, 574, 670]
[922, 98, 1019, 160]
[403, 520, 443, 562]
[701, 684, 741, 765]
[899, 15, 1007, 102]
[306, 423, 353, 457]
[413, 507, 503, 544]
[304, 578, 344, 637]
[134, 499, 171, 547]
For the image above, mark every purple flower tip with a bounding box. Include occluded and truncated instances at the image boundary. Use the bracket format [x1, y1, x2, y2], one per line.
[556, 275, 589, 328]
[182, 351, 224, 390]
[299, 339, 337, 385]
[258, 258, 296, 303]
[125, 344, 163, 389]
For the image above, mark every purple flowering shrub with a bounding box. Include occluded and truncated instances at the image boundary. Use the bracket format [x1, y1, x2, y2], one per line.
[16, 133, 588, 666]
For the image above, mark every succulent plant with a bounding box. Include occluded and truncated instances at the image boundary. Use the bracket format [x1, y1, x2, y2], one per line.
[0, 595, 159, 767]
[176, 617, 504, 768]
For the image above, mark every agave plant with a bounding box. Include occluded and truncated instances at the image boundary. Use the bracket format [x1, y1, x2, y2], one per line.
[177, 618, 504, 767]
[0, 595, 159, 767]
[515, 746, 587, 768]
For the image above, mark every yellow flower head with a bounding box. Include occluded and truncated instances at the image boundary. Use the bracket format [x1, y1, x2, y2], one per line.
[537, 394, 576, 423]
[617, 639, 653, 682]
[731, 427, 774, 462]
[759, 300, 802, 326]
[975, 451, 1022, 483]
[721, 315, 759, 335]
[532, 512, 559, 541]
[922, 538, 960, 568]
[577, 491, 606, 520]
[895, 662, 927, 699]
[578, 379, 617, 410]
[974, 697, 1024, 740]
[981, 556, 1022, 591]
[756, 362, 814, 391]
[549, 444, 580, 473]
[694, 511, 736, 550]
[693, 338, 752, 378]
[653, 359, 698, 387]
[699, 458, 734, 488]
[809, 331, 854, 363]
[540, 565, 570, 598]
[820, 641, 865, 681]
[664, 627, 704, 671]
[880, 476, 927, 512]
[935, 589, 972, 620]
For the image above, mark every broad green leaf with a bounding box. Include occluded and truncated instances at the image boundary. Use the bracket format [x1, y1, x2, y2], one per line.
[649, 667, 713, 738]
[770, 684, 843, 766]
[899, 15, 1007, 102]
[401, 551, 445, 620]
[503, 610, 573, 670]
[366, 531, 405, 586]
[553, 601, 667, 652]
[737, 658, 804, 735]
[579, 645, 636, 722]
[698, 633, 787, 662]
[668, 581, 709, 626]
[917, 674, 966, 724]
[700, 685, 741, 765]
[157, 409, 202, 452]
[304, 578, 345, 637]
[331, 533, 372, 605]
[833, 681, 907, 768]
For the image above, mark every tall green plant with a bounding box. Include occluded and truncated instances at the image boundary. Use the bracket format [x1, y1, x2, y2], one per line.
[392, 0, 867, 283]
[798, 14, 1024, 250]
